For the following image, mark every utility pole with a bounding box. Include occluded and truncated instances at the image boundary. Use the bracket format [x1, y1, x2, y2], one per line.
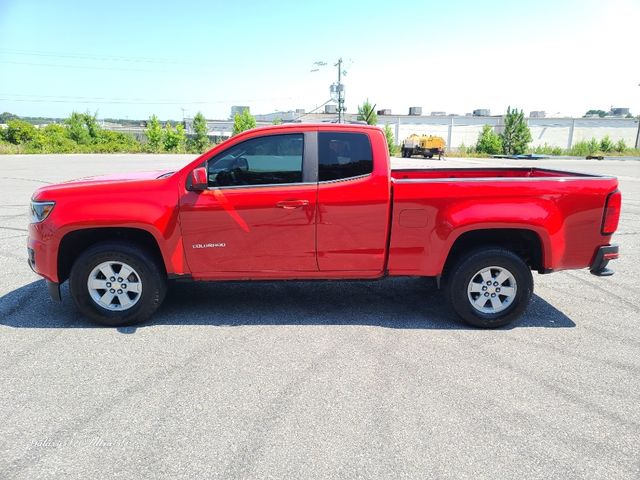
[636, 84, 640, 149]
[312, 58, 349, 123]
[337, 58, 343, 123]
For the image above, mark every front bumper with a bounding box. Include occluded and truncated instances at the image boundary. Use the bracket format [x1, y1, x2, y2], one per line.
[590, 244, 618, 277]
[28, 243, 62, 301]
[27, 222, 59, 282]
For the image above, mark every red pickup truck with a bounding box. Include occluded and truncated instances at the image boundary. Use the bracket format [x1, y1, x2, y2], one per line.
[28, 124, 621, 328]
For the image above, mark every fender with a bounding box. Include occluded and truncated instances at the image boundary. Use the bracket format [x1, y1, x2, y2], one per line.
[34, 179, 188, 281]
[433, 198, 561, 273]
[388, 196, 562, 276]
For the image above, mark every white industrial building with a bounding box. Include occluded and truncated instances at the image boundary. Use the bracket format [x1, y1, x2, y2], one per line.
[188, 111, 638, 150]
[367, 114, 639, 150]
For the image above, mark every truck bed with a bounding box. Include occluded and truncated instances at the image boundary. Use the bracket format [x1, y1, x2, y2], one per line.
[387, 167, 618, 277]
[391, 167, 603, 181]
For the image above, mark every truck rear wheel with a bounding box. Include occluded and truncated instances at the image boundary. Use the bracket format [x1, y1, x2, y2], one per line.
[446, 248, 533, 328]
[69, 241, 167, 327]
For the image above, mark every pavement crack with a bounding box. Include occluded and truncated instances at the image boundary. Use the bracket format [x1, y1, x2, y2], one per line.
[0, 226, 28, 232]
[0, 343, 216, 478]
[564, 272, 640, 312]
[0, 177, 52, 184]
[221, 344, 340, 479]
[0, 234, 27, 239]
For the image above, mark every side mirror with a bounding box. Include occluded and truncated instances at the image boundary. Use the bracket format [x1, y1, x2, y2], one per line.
[188, 167, 208, 191]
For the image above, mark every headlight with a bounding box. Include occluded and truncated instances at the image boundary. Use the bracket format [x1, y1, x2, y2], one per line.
[30, 201, 55, 223]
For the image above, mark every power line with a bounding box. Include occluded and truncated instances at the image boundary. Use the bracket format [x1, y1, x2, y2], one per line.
[294, 99, 333, 121]
[0, 48, 196, 65]
[0, 97, 215, 105]
[0, 93, 302, 106]
[0, 59, 204, 74]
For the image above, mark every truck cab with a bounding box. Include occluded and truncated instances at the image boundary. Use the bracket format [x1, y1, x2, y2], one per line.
[179, 126, 391, 276]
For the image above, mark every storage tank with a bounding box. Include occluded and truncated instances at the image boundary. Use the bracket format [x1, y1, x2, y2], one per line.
[610, 107, 630, 117]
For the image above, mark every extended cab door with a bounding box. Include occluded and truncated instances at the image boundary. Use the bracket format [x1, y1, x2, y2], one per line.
[316, 130, 391, 272]
[179, 132, 318, 274]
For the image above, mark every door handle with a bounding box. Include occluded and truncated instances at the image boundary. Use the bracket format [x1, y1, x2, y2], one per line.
[276, 199, 309, 209]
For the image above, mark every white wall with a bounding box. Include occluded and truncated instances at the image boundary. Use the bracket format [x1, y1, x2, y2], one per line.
[366, 115, 638, 149]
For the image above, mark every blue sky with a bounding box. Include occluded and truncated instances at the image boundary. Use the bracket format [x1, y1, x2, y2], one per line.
[1, 0, 639, 120]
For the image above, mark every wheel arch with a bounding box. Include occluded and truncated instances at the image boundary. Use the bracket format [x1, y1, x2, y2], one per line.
[58, 227, 167, 283]
[442, 228, 545, 279]
[446, 245, 535, 328]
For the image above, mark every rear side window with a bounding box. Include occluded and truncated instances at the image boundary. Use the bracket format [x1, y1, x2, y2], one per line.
[318, 132, 373, 181]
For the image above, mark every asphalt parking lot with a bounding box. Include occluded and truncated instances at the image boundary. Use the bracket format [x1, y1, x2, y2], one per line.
[1, 153, 639, 479]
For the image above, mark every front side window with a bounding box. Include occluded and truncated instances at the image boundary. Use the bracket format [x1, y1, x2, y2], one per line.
[318, 132, 373, 181]
[207, 134, 304, 187]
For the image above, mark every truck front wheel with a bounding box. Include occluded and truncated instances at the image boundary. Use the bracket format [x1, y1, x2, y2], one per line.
[446, 248, 533, 328]
[69, 241, 167, 327]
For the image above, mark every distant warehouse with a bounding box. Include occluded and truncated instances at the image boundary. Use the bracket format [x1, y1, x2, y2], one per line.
[180, 108, 639, 150]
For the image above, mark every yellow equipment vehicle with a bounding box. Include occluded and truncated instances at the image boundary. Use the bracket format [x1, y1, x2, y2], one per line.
[401, 134, 446, 159]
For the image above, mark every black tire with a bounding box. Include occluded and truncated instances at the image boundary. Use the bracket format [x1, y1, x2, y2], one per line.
[69, 241, 167, 326]
[446, 247, 533, 328]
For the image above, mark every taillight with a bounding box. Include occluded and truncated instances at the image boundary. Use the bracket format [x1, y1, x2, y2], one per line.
[601, 190, 621, 235]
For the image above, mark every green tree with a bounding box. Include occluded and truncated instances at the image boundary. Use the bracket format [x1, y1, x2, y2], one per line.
[500, 106, 531, 155]
[66, 111, 100, 144]
[145, 115, 163, 152]
[600, 135, 614, 153]
[272, 117, 282, 125]
[570, 138, 601, 156]
[191, 112, 210, 153]
[163, 122, 186, 152]
[25, 124, 76, 153]
[615, 138, 627, 152]
[5, 120, 38, 144]
[475, 125, 503, 155]
[232, 109, 256, 135]
[383, 124, 396, 156]
[94, 130, 140, 153]
[84, 111, 100, 140]
[67, 112, 90, 144]
[0, 112, 19, 123]
[458, 142, 472, 155]
[357, 99, 377, 125]
[584, 109, 607, 118]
